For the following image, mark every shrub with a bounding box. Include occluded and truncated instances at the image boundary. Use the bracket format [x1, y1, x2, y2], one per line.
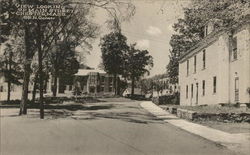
[152, 92, 180, 105]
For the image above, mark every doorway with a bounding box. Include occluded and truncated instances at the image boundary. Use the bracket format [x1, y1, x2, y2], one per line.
[235, 77, 239, 102]
[196, 83, 199, 105]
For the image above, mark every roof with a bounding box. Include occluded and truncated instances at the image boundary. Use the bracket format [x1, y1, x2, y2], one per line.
[179, 29, 225, 63]
[79, 63, 94, 69]
[75, 69, 106, 76]
[179, 22, 250, 63]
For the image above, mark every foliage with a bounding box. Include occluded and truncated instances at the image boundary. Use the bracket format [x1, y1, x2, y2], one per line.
[153, 80, 165, 95]
[100, 31, 129, 76]
[0, 40, 23, 85]
[138, 73, 167, 95]
[1, 0, 135, 118]
[119, 80, 128, 95]
[125, 44, 153, 95]
[152, 93, 179, 105]
[50, 41, 80, 78]
[100, 31, 129, 95]
[126, 44, 153, 79]
[138, 78, 153, 95]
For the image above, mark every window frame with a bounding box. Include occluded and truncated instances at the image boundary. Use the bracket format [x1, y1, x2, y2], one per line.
[186, 85, 188, 99]
[191, 84, 193, 98]
[202, 50, 206, 69]
[213, 76, 217, 94]
[202, 80, 205, 96]
[194, 55, 197, 73]
[232, 36, 238, 61]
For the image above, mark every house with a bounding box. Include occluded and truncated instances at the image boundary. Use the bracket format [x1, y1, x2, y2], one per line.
[0, 72, 32, 100]
[0, 67, 117, 99]
[73, 69, 117, 95]
[179, 22, 250, 106]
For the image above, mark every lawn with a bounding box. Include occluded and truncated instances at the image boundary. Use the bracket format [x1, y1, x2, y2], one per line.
[159, 104, 250, 134]
[160, 104, 250, 114]
[196, 121, 250, 134]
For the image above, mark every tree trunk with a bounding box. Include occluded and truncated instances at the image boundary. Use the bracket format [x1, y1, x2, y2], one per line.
[19, 26, 32, 115]
[131, 76, 135, 96]
[113, 74, 117, 95]
[117, 77, 120, 95]
[19, 62, 31, 115]
[32, 72, 38, 102]
[6, 51, 13, 102]
[37, 21, 44, 119]
[52, 74, 58, 97]
[7, 80, 11, 102]
[44, 74, 48, 93]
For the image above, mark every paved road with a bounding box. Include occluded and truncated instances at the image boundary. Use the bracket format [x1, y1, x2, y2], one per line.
[1, 100, 237, 155]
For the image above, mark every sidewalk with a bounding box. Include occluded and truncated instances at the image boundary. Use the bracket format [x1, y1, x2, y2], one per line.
[140, 101, 250, 155]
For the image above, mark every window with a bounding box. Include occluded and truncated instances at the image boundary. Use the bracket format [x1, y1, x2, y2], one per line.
[170, 86, 173, 94]
[232, 37, 237, 60]
[109, 86, 113, 92]
[186, 85, 188, 98]
[202, 25, 209, 38]
[191, 84, 193, 98]
[101, 87, 104, 92]
[213, 76, 217, 94]
[204, 25, 208, 37]
[202, 80, 205, 96]
[187, 60, 189, 76]
[202, 50, 206, 69]
[235, 77, 239, 102]
[101, 76, 105, 83]
[194, 55, 197, 73]
[109, 77, 113, 84]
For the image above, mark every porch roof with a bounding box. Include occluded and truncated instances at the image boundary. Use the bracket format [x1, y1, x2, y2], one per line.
[75, 69, 106, 76]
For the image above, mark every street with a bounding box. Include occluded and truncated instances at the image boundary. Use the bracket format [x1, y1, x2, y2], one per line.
[1, 99, 237, 155]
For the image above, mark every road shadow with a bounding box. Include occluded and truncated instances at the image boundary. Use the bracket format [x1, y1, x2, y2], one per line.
[1, 102, 164, 125]
[86, 111, 164, 124]
[44, 104, 113, 111]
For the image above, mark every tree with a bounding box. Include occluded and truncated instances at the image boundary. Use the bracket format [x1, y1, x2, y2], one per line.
[0, 40, 23, 102]
[139, 78, 153, 95]
[100, 31, 129, 95]
[125, 44, 153, 96]
[50, 41, 80, 96]
[1, 0, 135, 118]
[166, 0, 250, 84]
[153, 80, 164, 97]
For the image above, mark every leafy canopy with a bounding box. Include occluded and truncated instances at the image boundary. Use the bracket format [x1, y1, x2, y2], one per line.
[100, 32, 129, 76]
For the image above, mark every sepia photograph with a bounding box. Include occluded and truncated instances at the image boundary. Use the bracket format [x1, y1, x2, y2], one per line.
[0, 0, 250, 155]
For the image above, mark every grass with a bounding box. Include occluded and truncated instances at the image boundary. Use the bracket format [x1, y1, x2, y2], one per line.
[160, 104, 250, 114]
[196, 121, 250, 134]
[178, 105, 250, 114]
[159, 104, 250, 134]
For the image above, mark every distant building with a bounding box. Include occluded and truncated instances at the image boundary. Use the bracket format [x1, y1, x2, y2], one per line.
[179, 22, 250, 106]
[0, 72, 31, 93]
[0, 66, 118, 98]
[153, 77, 178, 97]
[74, 69, 117, 95]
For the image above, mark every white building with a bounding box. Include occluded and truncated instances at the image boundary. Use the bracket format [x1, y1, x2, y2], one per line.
[179, 22, 250, 106]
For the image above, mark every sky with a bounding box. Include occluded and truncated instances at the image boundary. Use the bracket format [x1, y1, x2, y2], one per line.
[83, 0, 191, 77]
